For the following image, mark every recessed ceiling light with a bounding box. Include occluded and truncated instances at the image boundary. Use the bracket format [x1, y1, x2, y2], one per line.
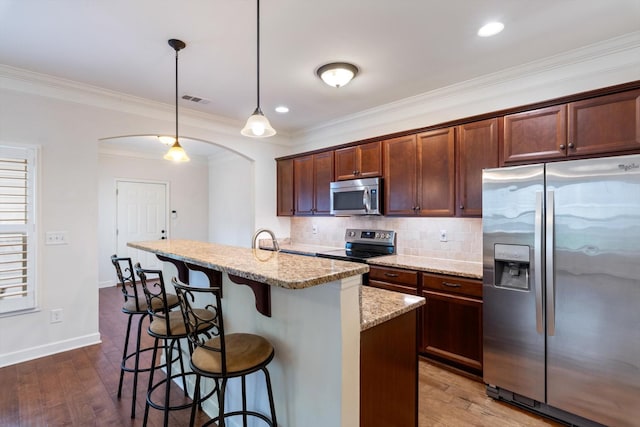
[275, 106, 289, 113]
[478, 22, 504, 37]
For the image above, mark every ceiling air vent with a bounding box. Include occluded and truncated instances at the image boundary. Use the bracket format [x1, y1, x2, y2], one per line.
[182, 94, 210, 104]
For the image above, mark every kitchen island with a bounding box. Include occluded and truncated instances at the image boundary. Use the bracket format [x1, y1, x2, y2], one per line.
[129, 239, 424, 427]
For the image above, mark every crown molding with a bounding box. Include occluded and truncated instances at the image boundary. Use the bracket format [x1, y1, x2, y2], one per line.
[293, 31, 640, 150]
[0, 63, 294, 147]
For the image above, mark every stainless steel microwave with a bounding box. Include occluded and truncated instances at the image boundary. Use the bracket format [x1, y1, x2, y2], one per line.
[330, 177, 382, 216]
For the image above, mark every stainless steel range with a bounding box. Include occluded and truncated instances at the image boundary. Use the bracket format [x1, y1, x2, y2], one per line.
[316, 228, 396, 262]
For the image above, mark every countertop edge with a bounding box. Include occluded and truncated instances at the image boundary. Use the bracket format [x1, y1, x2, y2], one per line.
[360, 286, 425, 332]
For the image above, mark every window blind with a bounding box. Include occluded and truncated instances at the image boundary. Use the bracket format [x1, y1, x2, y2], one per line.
[0, 146, 36, 313]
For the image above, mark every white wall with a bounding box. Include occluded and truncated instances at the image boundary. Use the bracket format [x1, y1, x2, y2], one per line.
[98, 152, 210, 287]
[208, 151, 254, 247]
[0, 70, 289, 366]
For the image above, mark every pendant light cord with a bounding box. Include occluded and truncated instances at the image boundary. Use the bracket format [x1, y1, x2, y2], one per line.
[175, 47, 179, 142]
[256, 0, 261, 111]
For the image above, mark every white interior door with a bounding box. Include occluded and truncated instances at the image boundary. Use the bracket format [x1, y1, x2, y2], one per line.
[116, 181, 167, 270]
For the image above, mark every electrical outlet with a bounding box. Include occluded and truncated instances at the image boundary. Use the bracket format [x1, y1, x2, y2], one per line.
[50, 309, 63, 323]
[439, 229, 447, 242]
[45, 231, 69, 245]
[312, 224, 318, 234]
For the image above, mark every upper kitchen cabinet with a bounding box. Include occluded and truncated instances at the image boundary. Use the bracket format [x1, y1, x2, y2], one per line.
[293, 151, 334, 215]
[503, 88, 640, 164]
[276, 159, 294, 216]
[384, 135, 418, 216]
[568, 88, 640, 157]
[457, 118, 499, 217]
[383, 129, 455, 216]
[334, 141, 383, 181]
[503, 105, 567, 164]
[417, 128, 456, 216]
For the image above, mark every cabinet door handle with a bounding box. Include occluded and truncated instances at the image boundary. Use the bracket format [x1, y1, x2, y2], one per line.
[568, 142, 575, 149]
[384, 273, 399, 278]
[442, 281, 461, 288]
[352, 170, 357, 175]
[459, 204, 464, 210]
[559, 144, 566, 150]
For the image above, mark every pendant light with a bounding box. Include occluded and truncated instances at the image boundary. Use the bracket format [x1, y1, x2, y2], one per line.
[164, 38, 190, 162]
[241, 0, 276, 138]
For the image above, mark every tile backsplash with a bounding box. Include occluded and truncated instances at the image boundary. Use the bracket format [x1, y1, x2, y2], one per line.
[290, 216, 482, 262]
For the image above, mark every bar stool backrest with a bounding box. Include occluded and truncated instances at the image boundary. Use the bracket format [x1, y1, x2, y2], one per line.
[111, 254, 144, 312]
[134, 263, 175, 335]
[172, 279, 228, 375]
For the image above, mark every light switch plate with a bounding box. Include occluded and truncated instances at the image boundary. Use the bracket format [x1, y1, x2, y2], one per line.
[45, 231, 69, 245]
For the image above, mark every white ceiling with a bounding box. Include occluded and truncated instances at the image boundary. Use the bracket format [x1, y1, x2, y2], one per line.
[1, 0, 639, 138]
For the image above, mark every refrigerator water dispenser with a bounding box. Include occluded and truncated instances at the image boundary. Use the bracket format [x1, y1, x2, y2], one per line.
[494, 244, 530, 291]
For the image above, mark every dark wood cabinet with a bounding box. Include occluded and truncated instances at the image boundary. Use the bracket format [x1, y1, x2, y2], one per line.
[456, 119, 499, 216]
[568, 89, 640, 156]
[361, 310, 418, 427]
[503, 89, 640, 164]
[383, 129, 455, 216]
[276, 159, 294, 216]
[369, 265, 483, 375]
[417, 128, 456, 216]
[334, 141, 382, 181]
[503, 105, 567, 164]
[420, 273, 483, 374]
[293, 151, 334, 215]
[368, 265, 419, 295]
[383, 135, 418, 216]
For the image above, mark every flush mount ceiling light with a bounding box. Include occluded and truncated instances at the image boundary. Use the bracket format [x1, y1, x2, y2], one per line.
[317, 62, 359, 88]
[478, 21, 504, 37]
[241, 0, 276, 138]
[164, 38, 190, 162]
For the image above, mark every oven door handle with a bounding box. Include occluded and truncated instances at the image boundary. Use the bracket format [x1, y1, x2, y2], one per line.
[363, 188, 371, 213]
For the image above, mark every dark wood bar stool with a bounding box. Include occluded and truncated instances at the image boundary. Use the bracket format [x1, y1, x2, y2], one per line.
[110, 255, 180, 418]
[135, 264, 215, 427]
[173, 278, 277, 427]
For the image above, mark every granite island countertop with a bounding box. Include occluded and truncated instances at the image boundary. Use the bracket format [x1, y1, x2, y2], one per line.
[128, 239, 368, 289]
[360, 286, 425, 331]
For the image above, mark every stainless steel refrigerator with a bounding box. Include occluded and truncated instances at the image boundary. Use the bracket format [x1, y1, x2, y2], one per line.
[482, 154, 640, 427]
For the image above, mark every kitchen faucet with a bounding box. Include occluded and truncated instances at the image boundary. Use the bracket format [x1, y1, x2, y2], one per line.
[251, 228, 280, 252]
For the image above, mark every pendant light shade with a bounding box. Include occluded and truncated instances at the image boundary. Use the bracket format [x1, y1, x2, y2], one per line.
[241, 107, 276, 137]
[242, 0, 276, 138]
[164, 38, 190, 162]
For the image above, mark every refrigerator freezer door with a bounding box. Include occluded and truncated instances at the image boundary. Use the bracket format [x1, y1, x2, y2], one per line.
[482, 164, 546, 402]
[545, 154, 640, 427]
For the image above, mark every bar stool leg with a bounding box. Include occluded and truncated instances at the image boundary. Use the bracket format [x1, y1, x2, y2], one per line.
[241, 375, 248, 427]
[118, 313, 134, 399]
[264, 367, 278, 427]
[143, 337, 160, 427]
[129, 313, 147, 418]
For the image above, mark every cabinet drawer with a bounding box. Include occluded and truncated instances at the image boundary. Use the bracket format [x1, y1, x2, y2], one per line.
[368, 280, 417, 295]
[422, 273, 482, 298]
[369, 266, 418, 287]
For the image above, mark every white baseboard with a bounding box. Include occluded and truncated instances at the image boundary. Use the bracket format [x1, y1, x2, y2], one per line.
[0, 332, 102, 368]
[99, 280, 116, 288]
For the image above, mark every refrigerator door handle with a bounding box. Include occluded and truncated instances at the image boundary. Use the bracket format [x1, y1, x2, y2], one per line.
[546, 189, 556, 336]
[534, 191, 544, 334]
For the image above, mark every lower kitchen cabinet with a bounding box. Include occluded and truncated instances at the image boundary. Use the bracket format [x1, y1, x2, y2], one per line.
[368, 265, 483, 375]
[420, 273, 483, 374]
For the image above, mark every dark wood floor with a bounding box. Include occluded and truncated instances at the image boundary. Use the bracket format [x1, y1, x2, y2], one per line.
[0, 286, 564, 426]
